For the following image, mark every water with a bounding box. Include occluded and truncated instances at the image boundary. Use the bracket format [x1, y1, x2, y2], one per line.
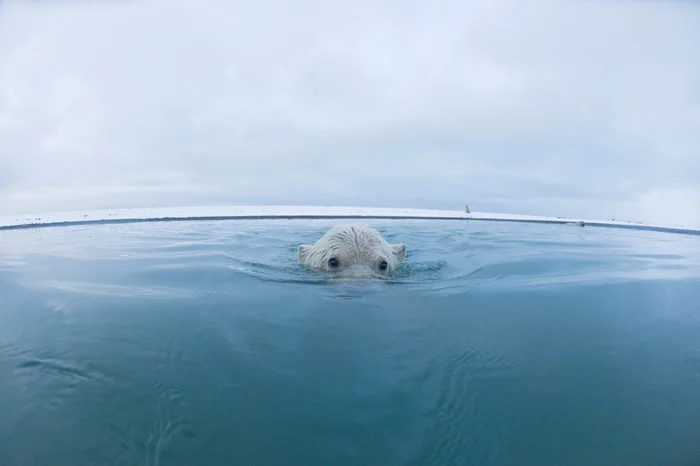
[1, 219, 699, 466]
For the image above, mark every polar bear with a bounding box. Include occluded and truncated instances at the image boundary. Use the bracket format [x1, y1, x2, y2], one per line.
[297, 224, 407, 278]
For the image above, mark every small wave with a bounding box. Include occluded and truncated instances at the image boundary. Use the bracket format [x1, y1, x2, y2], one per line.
[15, 358, 91, 381]
[27, 280, 193, 299]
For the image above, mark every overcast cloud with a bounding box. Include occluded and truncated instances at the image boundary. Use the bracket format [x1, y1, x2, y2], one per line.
[1, 0, 699, 226]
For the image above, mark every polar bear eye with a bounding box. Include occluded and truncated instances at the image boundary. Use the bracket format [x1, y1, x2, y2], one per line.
[328, 257, 339, 268]
[379, 260, 388, 271]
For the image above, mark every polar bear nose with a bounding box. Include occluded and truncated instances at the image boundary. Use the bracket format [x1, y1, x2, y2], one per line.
[341, 264, 381, 279]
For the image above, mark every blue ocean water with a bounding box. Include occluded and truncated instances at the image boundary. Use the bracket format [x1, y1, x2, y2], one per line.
[1, 219, 699, 466]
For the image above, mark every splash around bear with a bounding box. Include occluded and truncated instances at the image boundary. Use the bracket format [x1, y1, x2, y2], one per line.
[297, 224, 407, 279]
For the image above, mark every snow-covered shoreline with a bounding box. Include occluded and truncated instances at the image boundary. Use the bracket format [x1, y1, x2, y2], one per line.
[1, 205, 698, 236]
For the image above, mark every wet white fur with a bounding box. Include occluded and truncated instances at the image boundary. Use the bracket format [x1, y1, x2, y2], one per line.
[297, 224, 406, 276]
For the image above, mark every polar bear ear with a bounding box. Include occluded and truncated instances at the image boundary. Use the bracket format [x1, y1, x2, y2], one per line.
[297, 245, 312, 265]
[391, 243, 407, 263]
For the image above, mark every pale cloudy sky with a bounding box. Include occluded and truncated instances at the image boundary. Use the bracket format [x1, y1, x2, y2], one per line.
[1, 0, 699, 226]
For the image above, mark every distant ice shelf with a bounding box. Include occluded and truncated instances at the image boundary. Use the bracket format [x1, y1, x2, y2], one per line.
[0, 205, 698, 236]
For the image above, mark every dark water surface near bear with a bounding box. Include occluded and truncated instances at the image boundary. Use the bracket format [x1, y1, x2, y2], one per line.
[1, 219, 700, 466]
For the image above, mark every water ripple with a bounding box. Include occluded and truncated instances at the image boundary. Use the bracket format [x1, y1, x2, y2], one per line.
[15, 358, 91, 381]
[1, 219, 699, 296]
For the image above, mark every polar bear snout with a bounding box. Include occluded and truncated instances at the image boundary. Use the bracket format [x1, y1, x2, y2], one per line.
[335, 263, 382, 279]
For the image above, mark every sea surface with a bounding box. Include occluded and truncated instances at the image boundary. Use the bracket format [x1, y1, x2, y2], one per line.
[1, 219, 699, 466]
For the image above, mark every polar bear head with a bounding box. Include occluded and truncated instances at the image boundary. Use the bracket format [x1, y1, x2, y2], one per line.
[297, 224, 407, 278]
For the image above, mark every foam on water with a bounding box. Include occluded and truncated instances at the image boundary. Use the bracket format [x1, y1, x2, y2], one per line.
[1, 219, 699, 466]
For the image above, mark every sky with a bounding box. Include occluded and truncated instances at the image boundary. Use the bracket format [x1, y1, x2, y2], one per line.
[0, 0, 699, 226]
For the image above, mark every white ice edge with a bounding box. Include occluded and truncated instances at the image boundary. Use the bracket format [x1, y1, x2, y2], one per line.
[0, 205, 699, 235]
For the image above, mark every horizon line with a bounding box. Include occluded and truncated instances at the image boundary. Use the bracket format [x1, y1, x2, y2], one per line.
[1, 204, 698, 236]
